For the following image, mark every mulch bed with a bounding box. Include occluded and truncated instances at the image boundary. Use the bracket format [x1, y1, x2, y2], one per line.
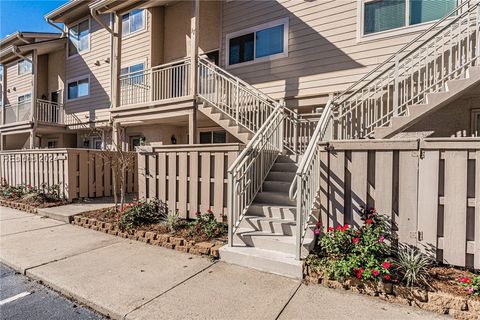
[75, 207, 227, 258]
[0, 198, 67, 213]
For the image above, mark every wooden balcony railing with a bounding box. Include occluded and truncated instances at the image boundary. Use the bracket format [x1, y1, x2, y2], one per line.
[36, 99, 64, 124]
[119, 58, 191, 106]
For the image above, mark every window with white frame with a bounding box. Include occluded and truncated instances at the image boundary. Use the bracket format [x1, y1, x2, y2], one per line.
[362, 0, 457, 36]
[120, 62, 145, 77]
[67, 77, 89, 100]
[17, 93, 32, 105]
[122, 9, 145, 36]
[68, 19, 90, 56]
[17, 59, 32, 75]
[472, 109, 480, 137]
[227, 18, 288, 66]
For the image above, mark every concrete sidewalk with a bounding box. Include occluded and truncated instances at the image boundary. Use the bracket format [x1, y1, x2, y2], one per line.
[0, 206, 449, 320]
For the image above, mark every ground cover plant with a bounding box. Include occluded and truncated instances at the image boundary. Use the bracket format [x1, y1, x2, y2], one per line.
[0, 180, 65, 208]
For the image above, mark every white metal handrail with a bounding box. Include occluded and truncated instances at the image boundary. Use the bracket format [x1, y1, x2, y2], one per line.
[119, 58, 191, 106]
[36, 99, 63, 124]
[289, 99, 333, 260]
[2, 100, 33, 124]
[334, 0, 480, 139]
[227, 104, 284, 245]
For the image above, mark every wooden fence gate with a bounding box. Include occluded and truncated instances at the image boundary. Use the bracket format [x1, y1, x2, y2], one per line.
[317, 138, 480, 269]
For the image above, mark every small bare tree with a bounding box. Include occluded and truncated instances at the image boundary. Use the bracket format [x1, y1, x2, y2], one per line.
[87, 123, 136, 211]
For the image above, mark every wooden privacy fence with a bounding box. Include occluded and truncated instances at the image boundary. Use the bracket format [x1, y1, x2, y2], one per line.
[316, 138, 480, 269]
[0, 149, 138, 200]
[137, 143, 244, 220]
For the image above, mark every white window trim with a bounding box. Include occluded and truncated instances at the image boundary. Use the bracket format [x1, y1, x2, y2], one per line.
[120, 59, 147, 75]
[356, 0, 458, 43]
[17, 92, 32, 104]
[17, 59, 32, 76]
[67, 17, 91, 59]
[225, 17, 289, 69]
[66, 75, 90, 101]
[472, 108, 480, 137]
[121, 9, 147, 39]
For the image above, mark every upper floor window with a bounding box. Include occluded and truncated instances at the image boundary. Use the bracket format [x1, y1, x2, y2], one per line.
[227, 18, 288, 66]
[120, 63, 145, 77]
[67, 77, 89, 100]
[122, 9, 145, 36]
[363, 0, 457, 35]
[18, 93, 32, 105]
[17, 59, 32, 75]
[68, 19, 90, 56]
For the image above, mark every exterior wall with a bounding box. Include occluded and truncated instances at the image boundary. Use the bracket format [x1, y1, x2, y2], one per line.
[125, 124, 188, 149]
[120, 8, 152, 70]
[47, 48, 66, 101]
[38, 132, 77, 148]
[164, 0, 220, 63]
[65, 14, 112, 125]
[37, 54, 48, 99]
[220, 0, 428, 108]
[3, 133, 29, 149]
[398, 95, 480, 138]
[4, 54, 33, 105]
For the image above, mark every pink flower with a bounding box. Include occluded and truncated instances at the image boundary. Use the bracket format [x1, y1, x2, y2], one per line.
[354, 268, 364, 279]
[314, 228, 320, 236]
[382, 261, 391, 269]
[372, 269, 380, 277]
[365, 219, 373, 224]
[459, 277, 471, 284]
[328, 227, 334, 232]
[378, 235, 385, 243]
[467, 286, 474, 294]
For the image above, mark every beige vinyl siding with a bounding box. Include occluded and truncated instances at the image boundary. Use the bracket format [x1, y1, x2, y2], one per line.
[37, 55, 48, 99]
[121, 8, 151, 70]
[5, 55, 33, 105]
[47, 48, 65, 100]
[163, 1, 220, 63]
[221, 0, 427, 106]
[65, 14, 111, 123]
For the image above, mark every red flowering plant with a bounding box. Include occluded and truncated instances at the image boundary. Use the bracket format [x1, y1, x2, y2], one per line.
[458, 274, 480, 296]
[315, 207, 395, 282]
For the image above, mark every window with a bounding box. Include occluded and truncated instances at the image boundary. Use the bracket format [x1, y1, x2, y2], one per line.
[122, 9, 145, 36]
[227, 18, 288, 66]
[120, 63, 145, 77]
[67, 77, 89, 100]
[199, 130, 226, 144]
[18, 93, 32, 105]
[130, 136, 145, 151]
[68, 19, 90, 56]
[363, 0, 457, 36]
[17, 59, 32, 75]
[47, 140, 58, 149]
[93, 138, 103, 149]
[472, 109, 480, 137]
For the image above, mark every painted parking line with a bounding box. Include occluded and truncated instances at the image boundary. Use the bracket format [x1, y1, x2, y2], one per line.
[0, 291, 31, 306]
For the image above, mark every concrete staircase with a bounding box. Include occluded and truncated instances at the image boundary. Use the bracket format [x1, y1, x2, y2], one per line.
[220, 155, 315, 279]
[374, 67, 480, 139]
[198, 102, 253, 144]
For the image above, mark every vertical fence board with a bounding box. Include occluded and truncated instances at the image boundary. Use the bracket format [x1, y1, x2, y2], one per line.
[397, 150, 419, 246]
[168, 153, 177, 213]
[328, 151, 345, 227]
[350, 151, 368, 227]
[178, 153, 188, 217]
[200, 152, 211, 213]
[319, 149, 329, 229]
[189, 151, 199, 216]
[149, 154, 157, 200]
[374, 151, 393, 219]
[138, 154, 147, 199]
[158, 153, 166, 201]
[475, 151, 480, 269]
[213, 153, 224, 216]
[417, 150, 440, 257]
[443, 150, 468, 266]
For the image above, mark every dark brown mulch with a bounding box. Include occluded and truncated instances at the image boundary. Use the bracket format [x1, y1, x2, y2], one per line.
[428, 266, 479, 300]
[79, 207, 227, 243]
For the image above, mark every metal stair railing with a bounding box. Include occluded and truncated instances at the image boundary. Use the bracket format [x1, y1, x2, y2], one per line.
[289, 99, 333, 260]
[227, 104, 284, 245]
[334, 0, 480, 139]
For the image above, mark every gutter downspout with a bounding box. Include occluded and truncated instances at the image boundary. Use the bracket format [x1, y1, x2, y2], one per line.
[46, 18, 65, 37]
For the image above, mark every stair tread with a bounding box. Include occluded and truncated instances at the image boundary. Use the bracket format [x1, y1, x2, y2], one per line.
[249, 203, 296, 209]
[220, 246, 302, 266]
[243, 215, 296, 224]
[236, 227, 314, 243]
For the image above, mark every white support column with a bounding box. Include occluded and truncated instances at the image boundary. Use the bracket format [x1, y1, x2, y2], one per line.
[189, 109, 197, 144]
[112, 12, 122, 109]
[189, 0, 200, 145]
[31, 49, 38, 149]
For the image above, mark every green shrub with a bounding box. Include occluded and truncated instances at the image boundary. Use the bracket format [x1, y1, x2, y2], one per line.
[395, 246, 432, 288]
[188, 210, 227, 240]
[118, 198, 168, 230]
[315, 208, 395, 282]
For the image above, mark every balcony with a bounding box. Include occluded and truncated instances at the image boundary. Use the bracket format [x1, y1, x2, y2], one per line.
[1, 99, 64, 126]
[119, 58, 191, 107]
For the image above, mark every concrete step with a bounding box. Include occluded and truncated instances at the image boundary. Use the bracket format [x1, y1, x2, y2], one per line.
[219, 246, 303, 279]
[266, 171, 295, 182]
[254, 191, 295, 206]
[239, 216, 296, 236]
[246, 204, 296, 220]
[275, 155, 298, 164]
[233, 228, 314, 257]
[270, 162, 298, 172]
[262, 181, 291, 193]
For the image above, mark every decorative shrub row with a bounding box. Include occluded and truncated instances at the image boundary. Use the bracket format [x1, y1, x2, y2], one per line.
[72, 216, 225, 258]
[0, 199, 37, 213]
[304, 268, 480, 320]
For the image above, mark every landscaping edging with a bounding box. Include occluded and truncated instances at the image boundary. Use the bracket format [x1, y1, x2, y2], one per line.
[304, 267, 480, 320]
[0, 199, 38, 213]
[72, 216, 225, 258]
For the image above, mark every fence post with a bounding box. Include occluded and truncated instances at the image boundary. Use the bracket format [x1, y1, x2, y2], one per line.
[235, 79, 240, 125]
[227, 171, 234, 247]
[393, 55, 400, 117]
